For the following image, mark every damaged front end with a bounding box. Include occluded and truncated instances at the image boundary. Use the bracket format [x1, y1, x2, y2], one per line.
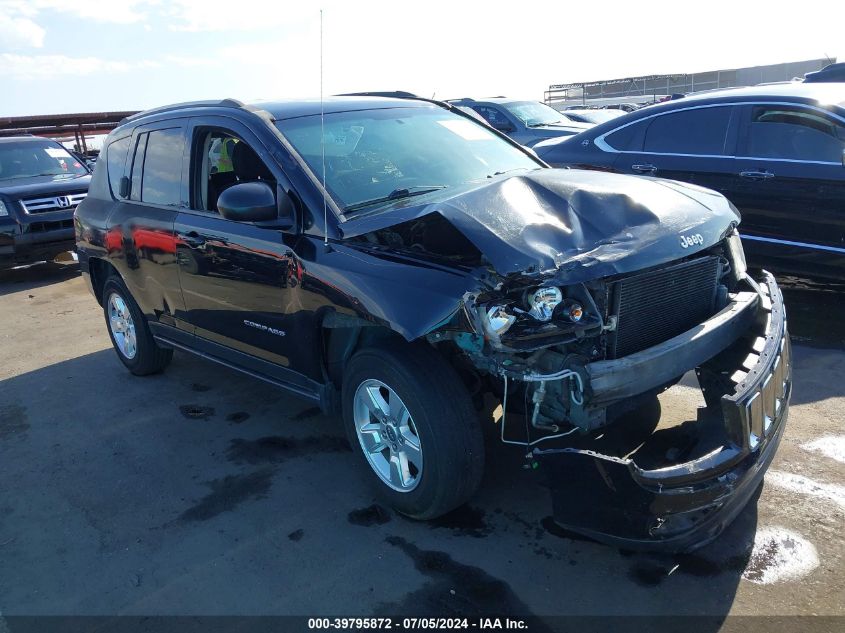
[343, 170, 791, 552]
[427, 231, 791, 552]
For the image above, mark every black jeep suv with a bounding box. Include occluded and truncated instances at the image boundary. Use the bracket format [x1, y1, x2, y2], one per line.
[1, 136, 91, 269]
[75, 96, 791, 551]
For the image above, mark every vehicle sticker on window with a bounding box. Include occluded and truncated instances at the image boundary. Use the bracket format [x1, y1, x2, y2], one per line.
[436, 119, 491, 141]
[45, 147, 68, 158]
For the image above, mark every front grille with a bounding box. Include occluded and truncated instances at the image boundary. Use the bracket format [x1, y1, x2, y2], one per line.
[609, 255, 721, 359]
[28, 219, 74, 233]
[21, 192, 87, 214]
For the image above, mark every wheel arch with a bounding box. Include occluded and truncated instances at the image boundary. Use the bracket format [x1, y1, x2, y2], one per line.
[88, 256, 120, 305]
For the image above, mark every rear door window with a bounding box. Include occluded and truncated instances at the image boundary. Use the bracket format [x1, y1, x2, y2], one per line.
[140, 128, 185, 206]
[745, 106, 845, 163]
[106, 135, 130, 199]
[643, 106, 733, 155]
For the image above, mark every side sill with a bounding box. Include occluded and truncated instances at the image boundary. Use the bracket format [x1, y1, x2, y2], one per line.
[149, 322, 334, 412]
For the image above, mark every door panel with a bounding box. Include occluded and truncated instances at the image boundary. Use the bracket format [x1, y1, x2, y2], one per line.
[105, 123, 188, 327]
[174, 212, 313, 368]
[612, 105, 739, 197]
[175, 115, 324, 381]
[730, 104, 845, 277]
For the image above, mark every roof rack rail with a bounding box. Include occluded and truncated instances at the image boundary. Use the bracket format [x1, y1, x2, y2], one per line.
[336, 91, 420, 99]
[119, 98, 246, 125]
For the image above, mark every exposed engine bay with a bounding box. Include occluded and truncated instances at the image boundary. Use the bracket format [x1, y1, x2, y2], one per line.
[408, 232, 743, 439]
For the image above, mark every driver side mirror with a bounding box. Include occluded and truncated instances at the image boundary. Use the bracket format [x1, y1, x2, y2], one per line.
[217, 182, 297, 231]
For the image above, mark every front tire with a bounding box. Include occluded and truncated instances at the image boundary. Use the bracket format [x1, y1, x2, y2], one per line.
[102, 276, 173, 376]
[342, 342, 484, 519]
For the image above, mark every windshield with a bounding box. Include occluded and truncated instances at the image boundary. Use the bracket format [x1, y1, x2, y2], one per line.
[275, 107, 541, 212]
[0, 139, 89, 182]
[503, 101, 568, 127]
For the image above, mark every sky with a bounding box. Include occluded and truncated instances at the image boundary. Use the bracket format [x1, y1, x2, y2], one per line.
[0, 0, 842, 117]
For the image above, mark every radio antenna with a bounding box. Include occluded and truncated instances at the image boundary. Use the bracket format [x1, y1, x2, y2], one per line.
[320, 9, 328, 249]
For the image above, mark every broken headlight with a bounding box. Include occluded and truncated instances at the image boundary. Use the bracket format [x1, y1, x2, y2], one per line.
[527, 286, 563, 321]
[484, 305, 517, 336]
[725, 228, 747, 281]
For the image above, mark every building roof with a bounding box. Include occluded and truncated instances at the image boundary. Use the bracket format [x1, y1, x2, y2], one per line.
[0, 111, 139, 138]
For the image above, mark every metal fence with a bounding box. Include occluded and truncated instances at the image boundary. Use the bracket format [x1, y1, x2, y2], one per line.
[544, 58, 835, 108]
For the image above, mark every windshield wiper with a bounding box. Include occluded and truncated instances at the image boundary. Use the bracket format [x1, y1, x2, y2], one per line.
[344, 185, 448, 213]
[526, 121, 563, 128]
[2, 172, 68, 180]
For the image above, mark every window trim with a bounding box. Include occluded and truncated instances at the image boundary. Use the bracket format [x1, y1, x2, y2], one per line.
[594, 101, 845, 165]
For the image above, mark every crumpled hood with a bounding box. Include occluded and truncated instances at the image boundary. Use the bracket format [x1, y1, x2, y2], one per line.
[341, 169, 740, 283]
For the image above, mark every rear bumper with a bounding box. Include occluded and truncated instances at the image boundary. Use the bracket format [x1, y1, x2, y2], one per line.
[536, 272, 791, 552]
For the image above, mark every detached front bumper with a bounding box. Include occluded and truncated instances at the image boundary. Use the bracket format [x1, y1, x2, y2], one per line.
[536, 272, 791, 552]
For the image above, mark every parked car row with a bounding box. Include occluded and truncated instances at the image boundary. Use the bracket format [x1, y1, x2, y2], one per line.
[534, 82, 845, 281]
[447, 97, 591, 146]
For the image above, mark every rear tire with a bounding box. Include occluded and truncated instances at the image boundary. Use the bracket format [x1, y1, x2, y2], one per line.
[102, 276, 173, 376]
[342, 342, 484, 520]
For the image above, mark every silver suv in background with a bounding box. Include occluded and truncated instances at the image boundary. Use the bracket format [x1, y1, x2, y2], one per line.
[448, 97, 591, 146]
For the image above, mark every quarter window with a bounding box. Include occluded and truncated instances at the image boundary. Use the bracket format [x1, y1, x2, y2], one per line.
[643, 107, 732, 155]
[605, 121, 646, 151]
[746, 106, 845, 163]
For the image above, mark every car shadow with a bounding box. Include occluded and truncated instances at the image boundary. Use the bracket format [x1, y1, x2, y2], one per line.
[0, 260, 80, 296]
[775, 276, 845, 406]
[1, 348, 757, 621]
[779, 275, 845, 350]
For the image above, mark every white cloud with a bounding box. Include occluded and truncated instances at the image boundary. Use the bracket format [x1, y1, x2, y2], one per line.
[163, 0, 315, 32]
[0, 53, 157, 79]
[0, 13, 45, 49]
[29, 0, 149, 24]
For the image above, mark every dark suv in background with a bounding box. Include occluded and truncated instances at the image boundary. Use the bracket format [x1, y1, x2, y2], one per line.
[0, 136, 90, 269]
[75, 95, 790, 551]
[535, 83, 845, 281]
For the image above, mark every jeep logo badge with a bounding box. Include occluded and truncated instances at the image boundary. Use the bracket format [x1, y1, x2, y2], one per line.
[680, 233, 704, 249]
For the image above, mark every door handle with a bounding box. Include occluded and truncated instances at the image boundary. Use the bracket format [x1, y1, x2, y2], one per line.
[631, 164, 657, 174]
[739, 170, 775, 180]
